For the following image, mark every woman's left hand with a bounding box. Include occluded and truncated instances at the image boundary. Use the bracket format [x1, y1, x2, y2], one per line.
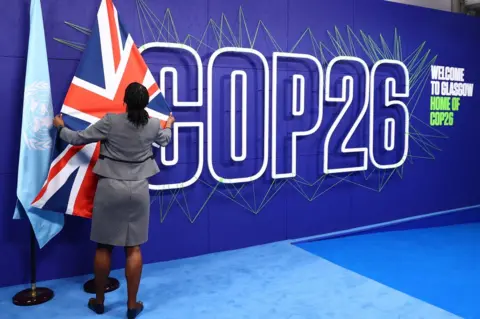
[53, 114, 65, 128]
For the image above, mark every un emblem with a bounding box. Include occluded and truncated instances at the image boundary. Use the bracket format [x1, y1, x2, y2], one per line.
[22, 81, 54, 151]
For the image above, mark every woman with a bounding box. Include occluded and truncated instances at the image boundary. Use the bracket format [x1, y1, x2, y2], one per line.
[53, 82, 174, 318]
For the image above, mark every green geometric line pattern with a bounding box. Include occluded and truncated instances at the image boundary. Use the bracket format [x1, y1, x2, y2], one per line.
[55, 1, 446, 223]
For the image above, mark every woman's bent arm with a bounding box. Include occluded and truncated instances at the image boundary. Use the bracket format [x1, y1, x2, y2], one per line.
[155, 127, 172, 147]
[59, 114, 111, 145]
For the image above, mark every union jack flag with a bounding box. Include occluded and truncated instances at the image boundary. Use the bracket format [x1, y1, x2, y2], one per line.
[32, 0, 170, 219]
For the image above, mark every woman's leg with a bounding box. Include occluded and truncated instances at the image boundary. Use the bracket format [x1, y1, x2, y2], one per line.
[125, 245, 143, 309]
[94, 243, 113, 304]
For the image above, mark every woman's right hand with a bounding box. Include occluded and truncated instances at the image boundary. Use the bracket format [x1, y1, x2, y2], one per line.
[166, 113, 175, 128]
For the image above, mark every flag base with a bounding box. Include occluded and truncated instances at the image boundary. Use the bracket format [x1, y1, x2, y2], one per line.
[12, 287, 54, 306]
[83, 277, 120, 294]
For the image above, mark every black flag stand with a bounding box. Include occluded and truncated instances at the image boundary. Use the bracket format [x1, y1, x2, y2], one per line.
[12, 226, 54, 306]
[83, 277, 119, 294]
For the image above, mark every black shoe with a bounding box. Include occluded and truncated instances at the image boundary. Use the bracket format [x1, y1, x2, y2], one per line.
[88, 298, 105, 314]
[127, 302, 144, 319]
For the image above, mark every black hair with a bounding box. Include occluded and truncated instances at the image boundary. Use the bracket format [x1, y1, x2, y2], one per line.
[124, 82, 149, 127]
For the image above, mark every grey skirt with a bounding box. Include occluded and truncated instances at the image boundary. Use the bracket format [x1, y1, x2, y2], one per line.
[90, 177, 150, 247]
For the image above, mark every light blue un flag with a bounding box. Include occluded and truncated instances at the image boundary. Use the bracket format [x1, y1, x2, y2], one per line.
[13, 0, 64, 248]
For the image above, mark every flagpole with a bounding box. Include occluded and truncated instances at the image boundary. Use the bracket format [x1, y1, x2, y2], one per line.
[12, 225, 54, 306]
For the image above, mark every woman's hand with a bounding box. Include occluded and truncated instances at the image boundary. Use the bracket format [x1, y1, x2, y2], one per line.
[166, 113, 175, 128]
[53, 114, 65, 128]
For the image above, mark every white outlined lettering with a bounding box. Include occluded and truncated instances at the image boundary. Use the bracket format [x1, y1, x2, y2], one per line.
[271, 53, 324, 179]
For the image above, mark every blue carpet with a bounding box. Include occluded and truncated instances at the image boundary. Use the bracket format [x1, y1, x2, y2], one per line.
[0, 241, 458, 318]
[296, 223, 480, 319]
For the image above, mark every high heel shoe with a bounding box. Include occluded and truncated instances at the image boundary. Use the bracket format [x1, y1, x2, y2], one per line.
[127, 301, 144, 319]
[88, 298, 105, 315]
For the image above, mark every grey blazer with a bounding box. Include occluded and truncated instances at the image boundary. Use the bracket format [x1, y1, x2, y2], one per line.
[59, 113, 172, 181]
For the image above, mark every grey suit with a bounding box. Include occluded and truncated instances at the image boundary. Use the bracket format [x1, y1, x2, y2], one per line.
[59, 113, 172, 246]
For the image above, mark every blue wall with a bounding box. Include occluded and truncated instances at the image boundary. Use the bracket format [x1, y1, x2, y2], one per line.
[1, 0, 480, 287]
